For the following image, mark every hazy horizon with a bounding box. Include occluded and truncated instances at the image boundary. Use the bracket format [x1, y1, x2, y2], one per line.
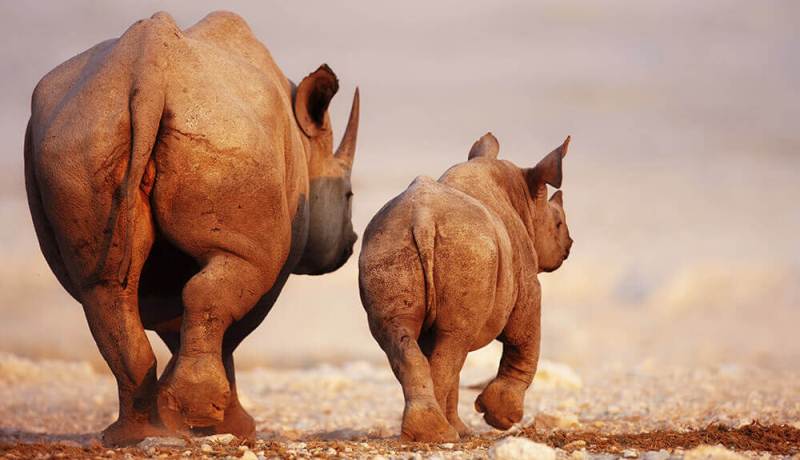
[1, 1, 798, 371]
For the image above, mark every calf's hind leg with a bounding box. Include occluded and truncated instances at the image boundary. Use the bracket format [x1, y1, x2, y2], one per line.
[427, 333, 471, 438]
[371, 320, 458, 442]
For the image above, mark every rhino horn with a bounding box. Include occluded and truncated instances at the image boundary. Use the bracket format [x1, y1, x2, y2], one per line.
[334, 87, 360, 167]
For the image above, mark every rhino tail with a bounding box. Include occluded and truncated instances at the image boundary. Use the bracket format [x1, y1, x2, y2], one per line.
[411, 211, 437, 330]
[115, 79, 165, 287]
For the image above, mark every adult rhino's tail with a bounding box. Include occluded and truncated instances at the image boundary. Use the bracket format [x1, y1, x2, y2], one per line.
[115, 76, 166, 287]
[112, 12, 179, 286]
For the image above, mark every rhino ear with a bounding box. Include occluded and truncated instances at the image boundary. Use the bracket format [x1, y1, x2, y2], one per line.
[468, 132, 500, 160]
[526, 135, 569, 189]
[550, 190, 563, 206]
[295, 64, 339, 137]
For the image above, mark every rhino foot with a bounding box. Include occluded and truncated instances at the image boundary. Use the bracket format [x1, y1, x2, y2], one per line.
[191, 398, 255, 440]
[400, 399, 459, 442]
[101, 416, 175, 447]
[161, 354, 231, 428]
[474, 378, 525, 430]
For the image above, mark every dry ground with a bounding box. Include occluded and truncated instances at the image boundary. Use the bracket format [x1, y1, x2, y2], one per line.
[1, 352, 798, 459]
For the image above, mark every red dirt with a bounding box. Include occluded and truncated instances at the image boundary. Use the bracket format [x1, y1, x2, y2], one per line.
[521, 421, 800, 455]
[1, 422, 797, 459]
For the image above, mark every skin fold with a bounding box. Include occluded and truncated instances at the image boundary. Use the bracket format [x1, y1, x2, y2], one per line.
[359, 133, 572, 442]
[24, 11, 360, 446]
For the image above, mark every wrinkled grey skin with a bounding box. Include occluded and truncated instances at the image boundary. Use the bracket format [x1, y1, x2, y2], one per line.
[25, 11, 360, 446]
[359, 133, 572, 442]
[296, 175, 357, 275]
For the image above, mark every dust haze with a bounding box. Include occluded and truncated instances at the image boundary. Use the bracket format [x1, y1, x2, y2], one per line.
[1, 0, 798, 370]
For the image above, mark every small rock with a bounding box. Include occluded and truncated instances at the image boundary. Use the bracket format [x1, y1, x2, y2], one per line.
[568, 450, 588, 460]
[563, 440, 587, 450]
[200, 433, 237, 445]
[489, 437, 556, 460]
[684, 444, 746, 460]
[181, 450, 192, 457]
[325, 447, 337, 455]
[288, 442, 307, 450]
[57, 440, 83, 448]
[238, 450, 258, 460]
[200, 443, 213, 453]
[440, 443, 455, 449]
[623, 449, 639, 458]
[137, 437, 187, 450]
[641, 450, 670, 460]
[535, 413, 579, 430]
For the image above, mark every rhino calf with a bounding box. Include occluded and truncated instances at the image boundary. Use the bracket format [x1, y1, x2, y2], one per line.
[25, 11, 359, 445]
[359, 133, 572, 441]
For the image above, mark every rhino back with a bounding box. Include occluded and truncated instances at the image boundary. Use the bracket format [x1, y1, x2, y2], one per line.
[27, 11, 306, 287]
[360, 177, 515, 345]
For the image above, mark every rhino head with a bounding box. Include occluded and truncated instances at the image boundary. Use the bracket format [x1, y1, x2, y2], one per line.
[525, 136, 573, 272]
[291, 64, 360, 275]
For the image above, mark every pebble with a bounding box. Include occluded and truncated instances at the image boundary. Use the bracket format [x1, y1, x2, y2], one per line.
[563, 440, 587, 450]
[440, 442, 455, 449]
[568, 450, 589, 460]
[200, 433, 237, 445]
[489, 436, 556, 460]
[683, 444, 746, 460]
[622, 448, 639, 458]
[137, 437, 187, 450]
[200, 443, 213, 453]
[238, 450, 258, 460]
[641, 450, 670, 460]
[535, 412, 579, 430]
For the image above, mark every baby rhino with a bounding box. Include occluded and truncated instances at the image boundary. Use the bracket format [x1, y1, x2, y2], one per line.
[359, 133, 572, 441]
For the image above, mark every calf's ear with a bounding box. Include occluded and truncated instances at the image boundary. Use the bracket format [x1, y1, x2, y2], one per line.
[295, 64, 339, 137]
[526, 135, 570, 189]
[468, 132, 500, 160]
[550, 190, 563, 206]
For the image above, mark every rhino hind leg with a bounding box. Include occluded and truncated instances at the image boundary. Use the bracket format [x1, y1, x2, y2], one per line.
[154, 328, 255, 439]
[79, 204, 171, 446]
[445, 373, 471, 437]
[372, 322, 458, 442]
[159, 252, 270, 428]
[192, 353, 256, 440]
[426, 333, 471, 438]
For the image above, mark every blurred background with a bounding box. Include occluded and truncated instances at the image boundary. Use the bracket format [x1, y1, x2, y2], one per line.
[1, 1, 798, 372]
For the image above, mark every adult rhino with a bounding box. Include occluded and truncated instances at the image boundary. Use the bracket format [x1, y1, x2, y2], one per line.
[24, 11, 360, 445]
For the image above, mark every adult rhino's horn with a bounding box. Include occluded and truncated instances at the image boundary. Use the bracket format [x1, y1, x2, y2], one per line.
[334, 87, 360, 167]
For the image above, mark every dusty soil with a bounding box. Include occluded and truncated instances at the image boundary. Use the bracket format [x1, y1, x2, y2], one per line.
[2, 423, 799, 459]
[1, 352, 798, 459]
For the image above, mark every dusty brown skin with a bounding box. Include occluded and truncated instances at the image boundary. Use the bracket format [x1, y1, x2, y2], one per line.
[24, 11, 360, 446]
[359, 133, 572, 442]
